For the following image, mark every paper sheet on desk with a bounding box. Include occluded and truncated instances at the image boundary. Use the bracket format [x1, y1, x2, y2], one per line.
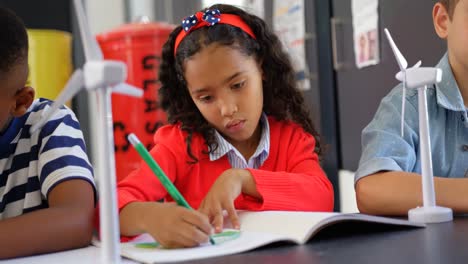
[119, 231, 291, 264]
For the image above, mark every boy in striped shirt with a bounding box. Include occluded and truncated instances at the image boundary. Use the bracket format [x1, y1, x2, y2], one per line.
[0, 7, 96, 259]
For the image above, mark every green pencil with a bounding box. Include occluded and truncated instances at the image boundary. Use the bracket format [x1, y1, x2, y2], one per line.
[128, 133, 215, 245]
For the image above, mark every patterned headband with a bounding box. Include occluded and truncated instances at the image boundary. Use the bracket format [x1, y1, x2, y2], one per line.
[174, 8, 256, 56]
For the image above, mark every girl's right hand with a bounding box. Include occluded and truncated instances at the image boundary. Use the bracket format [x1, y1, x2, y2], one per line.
[147, 203, 213, 248]
[121, 202, 213, 248]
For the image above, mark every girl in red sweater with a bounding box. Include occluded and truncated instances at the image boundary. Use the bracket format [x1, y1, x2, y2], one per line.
[117, 4, 333, 248]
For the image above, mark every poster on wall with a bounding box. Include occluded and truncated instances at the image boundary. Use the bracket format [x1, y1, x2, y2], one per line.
[273, 0, 309, 90]
[244, 0, 265, 18]
[352, 0, 379, 69]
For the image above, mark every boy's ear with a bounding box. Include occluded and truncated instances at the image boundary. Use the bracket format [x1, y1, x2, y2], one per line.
[433, 2, 449, 39]
[11, 86, 35, 117]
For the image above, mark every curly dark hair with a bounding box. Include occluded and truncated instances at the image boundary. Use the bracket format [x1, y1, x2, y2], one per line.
[158, 4, 321, 163]
[0, 7, 28, 75]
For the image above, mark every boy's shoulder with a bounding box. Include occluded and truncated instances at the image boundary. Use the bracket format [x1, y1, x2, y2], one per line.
[26, 98, 81, 137]
[30, 98, 53, 111]
[1, 99, 78, 146]
[34, 97, 76, 114]
[26, 98, 77, 124]
[386, 83, 408, 97]
[384, 83, 419, 105]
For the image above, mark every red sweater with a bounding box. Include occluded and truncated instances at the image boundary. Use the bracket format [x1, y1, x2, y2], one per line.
[117, 117, 334, 213]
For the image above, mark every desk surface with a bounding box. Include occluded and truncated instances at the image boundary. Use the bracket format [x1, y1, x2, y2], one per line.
[191, 216, 468, 264]
[0, 247, 136, 264]
[3, 217, 468, 264]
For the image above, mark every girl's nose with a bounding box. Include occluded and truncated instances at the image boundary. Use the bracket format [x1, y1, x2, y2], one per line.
[219, 99, 238, 117]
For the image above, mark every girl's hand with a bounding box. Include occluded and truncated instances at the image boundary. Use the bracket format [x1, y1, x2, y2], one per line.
[198, 169, 259, 233]
[140, 203, 213, 248]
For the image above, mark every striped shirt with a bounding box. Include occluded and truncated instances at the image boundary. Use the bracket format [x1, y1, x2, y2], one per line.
[210, 113, 270, 169]
[0, 98, 95, 219]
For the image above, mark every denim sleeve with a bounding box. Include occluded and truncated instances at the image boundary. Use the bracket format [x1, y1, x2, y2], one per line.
[355, 86, 420, 183]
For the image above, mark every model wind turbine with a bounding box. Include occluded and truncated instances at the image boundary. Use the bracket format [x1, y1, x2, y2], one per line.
[30, 0, 143, 263]
[383, 29, 422, 137]
[384, 28, 452, 223]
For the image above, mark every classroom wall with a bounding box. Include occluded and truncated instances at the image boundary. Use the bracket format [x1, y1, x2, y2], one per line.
[10, 0, 443, 213]
[0, 0, 330, 213]
[86, 0, 125, 35]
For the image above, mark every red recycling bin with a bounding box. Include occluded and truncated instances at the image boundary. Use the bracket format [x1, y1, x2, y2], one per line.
[97, 21, 174, 182]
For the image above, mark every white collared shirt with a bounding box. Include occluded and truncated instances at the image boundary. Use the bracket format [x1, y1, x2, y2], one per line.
[210, 113, 270, 169]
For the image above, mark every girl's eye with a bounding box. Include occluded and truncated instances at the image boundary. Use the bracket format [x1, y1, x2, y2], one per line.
[232, 81, 245, 89]
[199, 95, 212, 103]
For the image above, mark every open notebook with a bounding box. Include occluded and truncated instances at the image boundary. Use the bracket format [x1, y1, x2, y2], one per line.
[98, 211, 425, 263]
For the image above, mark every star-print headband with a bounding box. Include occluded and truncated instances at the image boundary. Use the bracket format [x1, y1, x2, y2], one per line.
[174, 8, 256, 55]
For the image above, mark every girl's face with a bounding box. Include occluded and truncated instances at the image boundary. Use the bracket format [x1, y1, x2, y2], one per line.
[184, 43, 263, 149]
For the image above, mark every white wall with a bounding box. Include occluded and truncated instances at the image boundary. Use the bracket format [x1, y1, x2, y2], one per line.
[86, 0, 125, 34]
[339, 170, 359, 213]
[126, 0, 157, 22]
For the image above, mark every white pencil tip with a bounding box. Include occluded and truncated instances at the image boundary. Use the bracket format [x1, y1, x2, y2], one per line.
[127, 133, 140, 146]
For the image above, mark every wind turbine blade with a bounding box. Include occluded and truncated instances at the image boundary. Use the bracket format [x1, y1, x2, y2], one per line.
[73, 0, 103, 61]
[401, 86, 406, 137]
[30, 70, 85, 133]
[384, 28, 408, 70]
[112, 83, 144, 97]
[412, 60, 422, 68]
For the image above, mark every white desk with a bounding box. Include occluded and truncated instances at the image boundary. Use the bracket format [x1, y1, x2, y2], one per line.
[3, 218, 468, 263]
[0, 246, 137, 264]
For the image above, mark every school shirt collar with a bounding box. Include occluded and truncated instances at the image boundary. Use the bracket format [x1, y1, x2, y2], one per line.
[435, 52, 467, 112]
[210, 113, 270, 167]
[0, 114, 27, 148]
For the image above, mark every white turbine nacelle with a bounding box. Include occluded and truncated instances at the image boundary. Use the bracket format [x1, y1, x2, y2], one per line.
[83, 61, 127, 90]
[396, 67, 442, 89]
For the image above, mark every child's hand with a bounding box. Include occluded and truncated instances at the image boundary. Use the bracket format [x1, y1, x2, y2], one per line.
[198, 169, 256, 233]
[142, 203, 213, 248]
